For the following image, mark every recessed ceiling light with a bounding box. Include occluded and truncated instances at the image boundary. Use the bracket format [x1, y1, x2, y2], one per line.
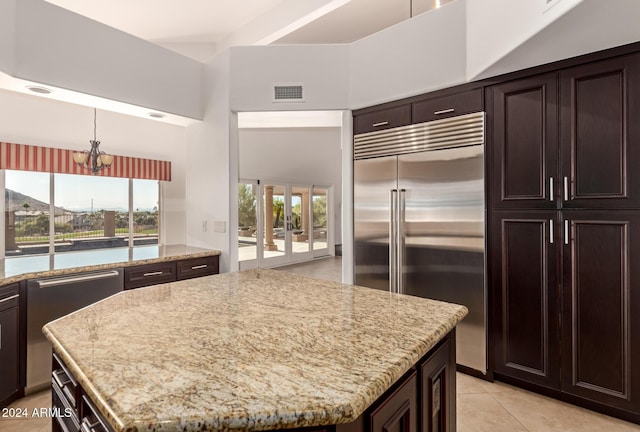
[26, 85, 53, 94]
[148, 112, 166, 119]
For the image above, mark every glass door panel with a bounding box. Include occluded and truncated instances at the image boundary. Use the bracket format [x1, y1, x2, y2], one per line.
[262, 183, 287, 265]
[238, 180, 259, 269]
[312, 187, 330, 256]
[291, 186, 311, 260]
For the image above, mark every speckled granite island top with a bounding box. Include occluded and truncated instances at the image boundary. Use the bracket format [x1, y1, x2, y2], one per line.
[43, 268, 468, 432]
[0, 244, 220, 283]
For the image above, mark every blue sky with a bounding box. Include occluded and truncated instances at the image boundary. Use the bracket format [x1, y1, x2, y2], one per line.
[5, 170, 158, 212]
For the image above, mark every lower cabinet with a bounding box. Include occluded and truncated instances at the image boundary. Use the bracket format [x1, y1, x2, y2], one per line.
[54, 331, 457, 432]
[0, 283, 21, 407]
[490, 210, 640, 421]
[370, 371, 417, 432]
[340, 332, 456, 432]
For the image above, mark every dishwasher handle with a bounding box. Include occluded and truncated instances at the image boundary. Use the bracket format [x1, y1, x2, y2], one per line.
[35, 270, 121, 289]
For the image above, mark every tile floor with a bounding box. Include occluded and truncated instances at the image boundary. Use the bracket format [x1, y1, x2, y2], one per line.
[3, 257, 639, 432]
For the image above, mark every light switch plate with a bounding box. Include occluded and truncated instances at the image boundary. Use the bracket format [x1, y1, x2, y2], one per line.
[213, 221, 226, 233]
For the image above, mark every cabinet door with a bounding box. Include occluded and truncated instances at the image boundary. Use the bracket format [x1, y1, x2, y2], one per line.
[561, 211, 640, 412]
[560, 53, 640, 209]
[354, 105, 411, 135]
[421, 337, 455, 432]
[490, 211, 560, 388]
[370, 371, 417, 432]
[0, 301, 20, 405]
[412, 88, 482, 123]
[490, 73, 558, 209]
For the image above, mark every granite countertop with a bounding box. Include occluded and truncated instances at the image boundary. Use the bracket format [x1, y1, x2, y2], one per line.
[43, 268, 468, 432]
[0, 244, 221, 284]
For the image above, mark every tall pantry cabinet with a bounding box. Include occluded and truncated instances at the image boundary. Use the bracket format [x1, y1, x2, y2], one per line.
[488, 52, 640, 420]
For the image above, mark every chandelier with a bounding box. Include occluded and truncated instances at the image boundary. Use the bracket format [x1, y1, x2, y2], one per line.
[72, 108, 114, 174]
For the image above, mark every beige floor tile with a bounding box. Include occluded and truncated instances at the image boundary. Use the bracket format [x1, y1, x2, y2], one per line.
[456, 372, 491, 394]
[0, 417, 49, 432]
[457, 393, 528, 432]
[491, 387, 640, 432]
[276, 256, 342, 283]
[7, 390, 51, 411]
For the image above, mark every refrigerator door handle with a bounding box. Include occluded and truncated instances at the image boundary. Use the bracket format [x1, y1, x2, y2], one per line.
[398, 189, 406, 295]
[389, 189, 398, 294]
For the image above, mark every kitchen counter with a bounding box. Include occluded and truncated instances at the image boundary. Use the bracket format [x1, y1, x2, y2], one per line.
[43, 268, 468, 432]
[0, 244, 220, 283]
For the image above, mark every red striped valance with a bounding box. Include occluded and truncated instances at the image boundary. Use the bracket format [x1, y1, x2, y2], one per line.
[0, 142, 171, 181]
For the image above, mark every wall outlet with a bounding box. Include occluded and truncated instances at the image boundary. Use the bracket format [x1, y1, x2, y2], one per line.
[202, 220, 208, 232]
[213, 221, 226, 233]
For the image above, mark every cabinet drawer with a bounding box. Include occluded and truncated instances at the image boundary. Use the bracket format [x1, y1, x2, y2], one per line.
[412, 88, 483, 123]
[354, 105, 411, 134]
[0, 283, 19, 311]
[176, 255, 219, 281]
[124, 262, 176, 289]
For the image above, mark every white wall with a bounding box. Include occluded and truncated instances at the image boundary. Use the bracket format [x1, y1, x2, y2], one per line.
[471, 0, 640, 80]
[239, 127, 342, 244]
[229, 44, 350, 112]
[185, 51, 236, 272]
[466, 0, 583, 80]
[0, 89, 187, 245]
[0, 0, 16, 75]
[349, 0, 467, 109]
[5, 0, 202, 120]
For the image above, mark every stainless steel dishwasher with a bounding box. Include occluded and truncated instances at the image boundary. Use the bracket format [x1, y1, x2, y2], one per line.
[26, 269, 123, 394]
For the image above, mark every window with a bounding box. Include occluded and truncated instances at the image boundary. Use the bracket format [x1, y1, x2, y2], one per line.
[3, 170, 160, 256]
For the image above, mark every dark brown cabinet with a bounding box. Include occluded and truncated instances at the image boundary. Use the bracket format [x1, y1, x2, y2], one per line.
[489, 52, 640, 422]
[490, 211, 560, 388]
[561, 211, 640, 413]
[421, 337, 456, 432]
[176, 255, 219, 280]
[560, 54, 640, 209]
[490, 73, 558, 209]
[0, 283, 21, 407]
[412, 88, 483, 123]
[492, 53, 640, 210]
[354, 105, 411, 134]
[124, 261, 176, 289]
[370, 371, 417, 432]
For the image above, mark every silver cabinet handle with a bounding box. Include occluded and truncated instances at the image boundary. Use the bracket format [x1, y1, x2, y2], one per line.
[434, 108, 455, 115]
[143, 271, 164, 277]
[191, 264, 207, 270]
[564, 220, 569, 245]
[0, 294, 18, 305]
[564, 176, 569, 201]
[36, 271, 120, 288]
[372, 121, 389, 127]
[549, 177, 554, 201]
[549, 219, 554, 244]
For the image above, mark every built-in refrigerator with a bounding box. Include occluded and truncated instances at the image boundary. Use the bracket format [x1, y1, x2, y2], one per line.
[353, 112, 487, 373]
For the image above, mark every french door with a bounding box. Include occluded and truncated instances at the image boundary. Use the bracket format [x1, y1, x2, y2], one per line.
[238, 181, 331, 270]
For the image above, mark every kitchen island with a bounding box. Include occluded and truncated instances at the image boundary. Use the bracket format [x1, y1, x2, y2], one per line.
[43, 269, 467, 432]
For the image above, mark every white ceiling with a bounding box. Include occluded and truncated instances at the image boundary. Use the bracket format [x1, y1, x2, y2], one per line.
[44, 0, 450, 62]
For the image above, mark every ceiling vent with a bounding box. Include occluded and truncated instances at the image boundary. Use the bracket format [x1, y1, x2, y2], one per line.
[273, 83, 305, 103]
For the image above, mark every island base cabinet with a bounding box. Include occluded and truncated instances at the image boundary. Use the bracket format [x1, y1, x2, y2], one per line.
[370, 371, 417, 432]
[421, 337, 455, 432]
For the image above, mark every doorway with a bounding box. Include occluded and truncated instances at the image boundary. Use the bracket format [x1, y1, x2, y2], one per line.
[238, 181, 332, 270]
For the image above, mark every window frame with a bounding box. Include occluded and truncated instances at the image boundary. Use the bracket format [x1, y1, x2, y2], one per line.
[1, 169, 161, 258]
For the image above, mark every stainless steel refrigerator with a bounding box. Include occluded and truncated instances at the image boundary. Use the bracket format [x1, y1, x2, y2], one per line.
[354, 112, 486, 373]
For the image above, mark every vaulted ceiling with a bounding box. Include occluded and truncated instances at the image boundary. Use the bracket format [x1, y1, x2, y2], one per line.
[44, 0, 451, 62]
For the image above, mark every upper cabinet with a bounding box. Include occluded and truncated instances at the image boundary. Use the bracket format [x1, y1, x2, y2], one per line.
[491, 52, 640, 210]
[560, 54, 640, 209]
[412, 88, 483, 123]
[490, 73, 558, 209]
[353, 88, 483, 137]
[354, 105, 411, 135]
